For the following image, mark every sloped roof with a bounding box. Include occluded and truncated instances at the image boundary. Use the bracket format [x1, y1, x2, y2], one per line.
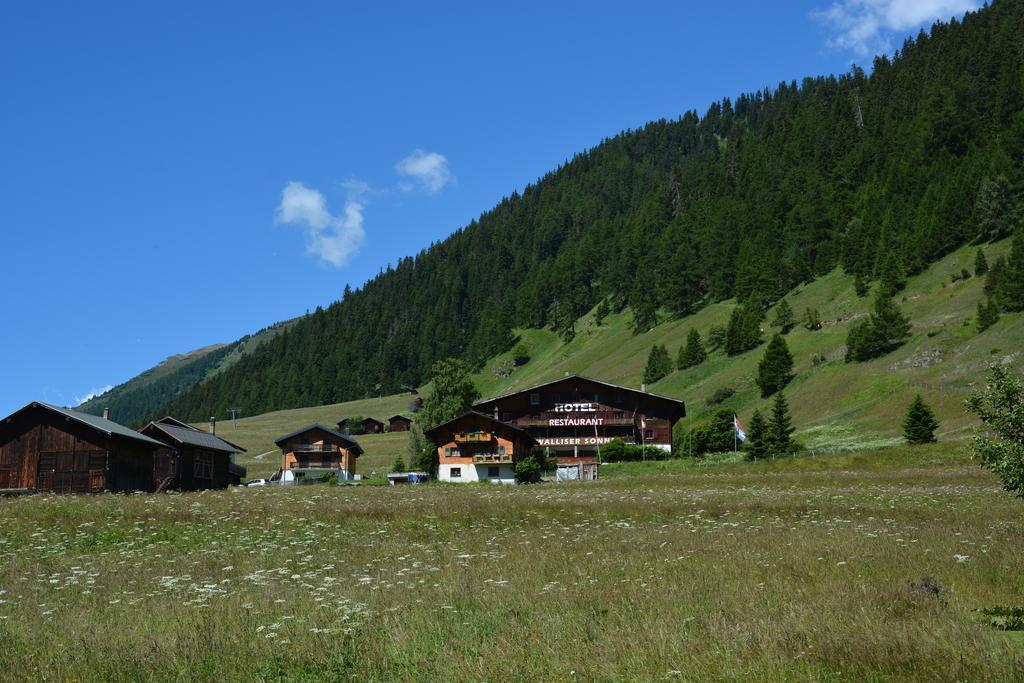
[473, 374, 685, 415]
[273, 423, 363, 455]
[21, 403, 168, 448]
[388, 414, 412, 422]
[145, 422, 247, 453]
[424, 410, 537, 444]
[361, 416, 384, 425]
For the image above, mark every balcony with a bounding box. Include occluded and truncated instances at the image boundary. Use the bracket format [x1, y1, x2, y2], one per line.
[472, 453, 512, 464]
[455, 432, 493, 443]
[290, 445, 341, 453]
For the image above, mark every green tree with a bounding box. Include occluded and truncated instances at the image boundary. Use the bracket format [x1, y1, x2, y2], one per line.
[985, 255, 1006, 302]
[768, 392, 794, 455]
[630, 296, 658, 335]
[772, 298, 796, 334]
[391, 453, 407, 473]
[643, 344, 673, 384]
[878, 251, 907, 296]
[853, 273, 870, 298]
[846, 291, 912, 362]
[977, 296, 1000, 332]
[966, 366, 1024, 498]
[419, 358, 481, 428]
[756, 334, 795, 397]
[999, 230, 1024, 311]
[745, 409, 769, 460]
[594, 297, 610, 326]
[903, 395, 939, 444]
[725, 304, 763, 356]
[409, 423, 439, 477]
[513, 451, 543, 483]
[975, 175, 1015, 242]
[512, 342, 530, 366]
[677, 329, 707, 370]
[975, 248, 989, 276]
[804, 307, 823, 331]
[706, 325, 726, 352]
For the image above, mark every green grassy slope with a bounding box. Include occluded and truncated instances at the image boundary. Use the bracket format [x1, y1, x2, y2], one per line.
[475, 239, 1022, 448]
[203, 240, 1021, 479]
[193, 393, 417, 478]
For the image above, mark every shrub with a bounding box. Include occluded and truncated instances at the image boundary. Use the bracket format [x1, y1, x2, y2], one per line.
[706, 386, 735, 406]
[706, 325, 726, 351]
[804, 307, 823, 331]
[846, 291, 911, 362]
[512, 342, 530, 366]
[514, 453, 542, 483]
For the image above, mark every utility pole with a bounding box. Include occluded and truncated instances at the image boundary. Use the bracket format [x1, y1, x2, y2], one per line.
[227, 407, 240, 430]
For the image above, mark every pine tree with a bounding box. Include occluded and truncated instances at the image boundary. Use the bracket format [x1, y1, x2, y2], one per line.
[975, 175, 1014, 241]
[677, 329, 707, 370]
[643, 344, 673, 384]
[391, 453, 407, 472]
[630, 295, 658, 335]
[854, 273, 870, 298]
[804, 307, 822, 331]
[977, 296, 1000, 332]
[757, 334, 795, 397]
[594, 298, 610, 326]
[999, 230, 1024, 311]
[772, 298, 795, 334]
[878, 251, 907, 296]
[846, 291, 912, 362]
[985, 255, 1006, 301]
[975, 248, 989, 276]
[724, 308, 744, 356]
[903, 395, 939, 445]
[768, 392, 794, 455]
[746, 409, 769, 460]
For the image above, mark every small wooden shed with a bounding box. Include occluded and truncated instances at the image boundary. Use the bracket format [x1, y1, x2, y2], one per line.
[361, 417, 384, 434]
[141, 417, 246, 491]
[388, 414, 412, 433]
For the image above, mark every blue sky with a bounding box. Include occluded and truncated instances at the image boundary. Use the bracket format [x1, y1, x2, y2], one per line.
[0, 0, 979, 417]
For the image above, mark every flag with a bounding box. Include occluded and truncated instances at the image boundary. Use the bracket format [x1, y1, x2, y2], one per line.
[734, 416, 747, 442]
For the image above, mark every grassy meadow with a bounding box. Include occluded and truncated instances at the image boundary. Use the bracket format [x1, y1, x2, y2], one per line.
[2, 443, 1023, 681]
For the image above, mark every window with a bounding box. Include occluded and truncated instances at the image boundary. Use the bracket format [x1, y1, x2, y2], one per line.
[645, 429, 654, 440]
[498, 445, 506, 455]
[501, 412, 512, 422]
[451, 467, 461, 478]
[194, 453, 213, 480]
[529, 392, 540, 406]
[487, 466, 500, 478]
[593, 393, 600, 403]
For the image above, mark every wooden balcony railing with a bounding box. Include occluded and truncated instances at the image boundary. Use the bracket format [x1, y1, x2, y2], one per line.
[472, 454, 512, 463]
[290, 445, 341, 453]
[455, 432, 493, 443]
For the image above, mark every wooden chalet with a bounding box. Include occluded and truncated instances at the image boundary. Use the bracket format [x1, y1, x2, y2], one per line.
[472, 375, 685, 463]
[424, 411, 537, 484]
[0, 402, 172, 494]
[388, 414, 412, 433]
[140, 417, 246, 490]
[275, 423, 363, 480]
[360, 417, 384, 434]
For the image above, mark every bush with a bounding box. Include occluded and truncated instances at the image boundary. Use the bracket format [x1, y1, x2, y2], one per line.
[514, 453, 542, 483]
[706, 325, 726, 351]
[846, 291, 911, 362]
[512, 342, 531, 366]
[706, 386, 735, 406]
[598, 439, 668, 462]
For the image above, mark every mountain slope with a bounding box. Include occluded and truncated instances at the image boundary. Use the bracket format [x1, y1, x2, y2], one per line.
[137, 0, 1024, 422]
[76, 319, 296, 426]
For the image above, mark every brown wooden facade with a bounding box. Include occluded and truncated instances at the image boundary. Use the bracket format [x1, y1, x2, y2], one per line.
[388, 415, 412, 433]
[0, 402, 172, 494]
[472, 375, 685, 462]
[425, 412, 537, 483]
[140, 417, 246, 491]
[275, 424, 362, 475]
[361, 417, 384, 434]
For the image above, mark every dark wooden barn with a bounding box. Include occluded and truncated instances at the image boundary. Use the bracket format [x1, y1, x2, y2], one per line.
[388, 414, 412, 432]
[360, 417, 384, 434]
[140, 417, 246, 490]
[0, 402, 173, 494]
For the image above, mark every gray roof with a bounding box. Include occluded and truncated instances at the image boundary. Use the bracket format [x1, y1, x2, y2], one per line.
[146, 422, 246, 453]
[473, 374, 685, 413]
[34, 403, 168, 448]
[273, 423, 363, 454]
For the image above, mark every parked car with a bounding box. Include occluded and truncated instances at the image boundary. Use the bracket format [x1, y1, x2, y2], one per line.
[246, 478, 268, 487]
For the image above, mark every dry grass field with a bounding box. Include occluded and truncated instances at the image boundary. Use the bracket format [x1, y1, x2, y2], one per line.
[1, 443, 1023, 681]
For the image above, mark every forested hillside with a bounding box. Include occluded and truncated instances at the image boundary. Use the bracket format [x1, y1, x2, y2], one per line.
[163, 0, 1024, 422]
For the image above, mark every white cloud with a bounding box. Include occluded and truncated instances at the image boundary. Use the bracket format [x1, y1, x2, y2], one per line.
[814, 0, 980, 56]
[275, 181, 366, 268]
[75, 385, 113, 406]
[395, 149, 455, 194]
